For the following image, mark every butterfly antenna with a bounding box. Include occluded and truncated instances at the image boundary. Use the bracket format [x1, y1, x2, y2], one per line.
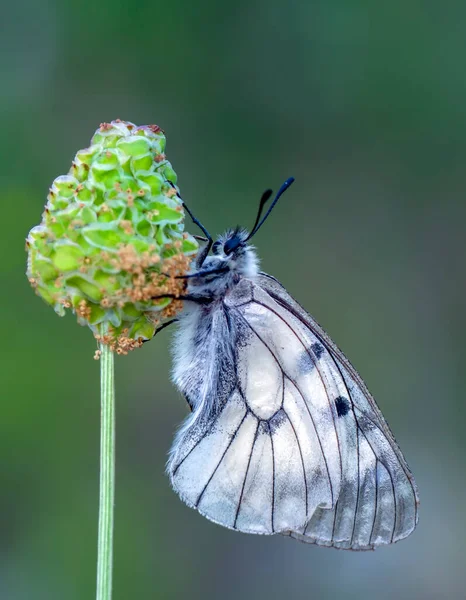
[248, 188, 273, 238]
[246, 177, 295, 241]
[166, 180, 212, 242]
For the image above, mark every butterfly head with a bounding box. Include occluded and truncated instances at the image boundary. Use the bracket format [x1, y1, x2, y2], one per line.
[187, 178, 294, 291]
[212, 227, 248, 257]
[210, 177, 295, 263]
[206, 227, 259, 279]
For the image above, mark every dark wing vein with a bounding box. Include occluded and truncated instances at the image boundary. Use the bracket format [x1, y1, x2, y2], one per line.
[195, 411, 248, 507]
[269, 421, 276, 533]
[173, 388, 237, 475]
[233, 421, 260, 529]
[281, 372, 285, 408]
[370, 458, 379, 545]
[283, 403, 309, 515]
[281, 378, 335, 507]
[350, 422, 360, 546]
[335, 362, 415, 529]
[331, 501, 338, 545]
[357, 422, 397, 544]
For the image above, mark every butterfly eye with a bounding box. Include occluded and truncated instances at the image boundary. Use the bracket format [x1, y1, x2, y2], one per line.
[223, 235, 242, 256]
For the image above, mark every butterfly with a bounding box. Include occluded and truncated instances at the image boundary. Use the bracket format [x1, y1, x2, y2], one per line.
[158, 178, 419, 550]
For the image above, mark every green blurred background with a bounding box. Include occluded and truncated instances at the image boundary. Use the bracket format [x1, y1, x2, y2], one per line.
[2, 1, 466, 598]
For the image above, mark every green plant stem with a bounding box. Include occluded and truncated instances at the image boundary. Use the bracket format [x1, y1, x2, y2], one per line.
[96, 323, 115, 600]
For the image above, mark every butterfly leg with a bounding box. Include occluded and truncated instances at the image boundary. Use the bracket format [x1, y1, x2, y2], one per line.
[142, 318, 179, 343]
[174, 266, 229, 279]
[151, 292, 214, 304]
[153, 318, 178, 335]
[193, 237, 213, 269]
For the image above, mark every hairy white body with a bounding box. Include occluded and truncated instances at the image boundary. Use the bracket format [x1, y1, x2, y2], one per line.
[171, 240, 259, 453]
[166, 229, 419, 550]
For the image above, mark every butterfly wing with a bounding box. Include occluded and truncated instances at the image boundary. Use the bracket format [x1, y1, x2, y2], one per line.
[251, 272, 419, 549]
[168, 273, 419, 550]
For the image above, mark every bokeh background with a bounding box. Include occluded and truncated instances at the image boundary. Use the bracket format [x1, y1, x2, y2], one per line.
[2, 1, 466, 599]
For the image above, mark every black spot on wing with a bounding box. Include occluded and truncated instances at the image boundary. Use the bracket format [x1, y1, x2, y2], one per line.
[258, 420, 270, 435]
[268, 409, 287, 434]
[311, 342, 325, 359]
[335, 396, 350, 417]
[297, 349, 315, 374]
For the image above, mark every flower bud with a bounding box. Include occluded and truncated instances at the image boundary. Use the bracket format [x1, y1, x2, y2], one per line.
[26, 119, 198, 351]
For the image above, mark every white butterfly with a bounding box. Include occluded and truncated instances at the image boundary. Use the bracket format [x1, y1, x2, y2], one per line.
[160, 179, 419, 550]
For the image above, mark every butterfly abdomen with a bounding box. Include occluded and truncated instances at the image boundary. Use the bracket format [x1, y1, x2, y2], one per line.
[169, 300, 238, 465]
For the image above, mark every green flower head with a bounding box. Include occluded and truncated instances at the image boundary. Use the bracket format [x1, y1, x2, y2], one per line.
[26, 119, 198, 353]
